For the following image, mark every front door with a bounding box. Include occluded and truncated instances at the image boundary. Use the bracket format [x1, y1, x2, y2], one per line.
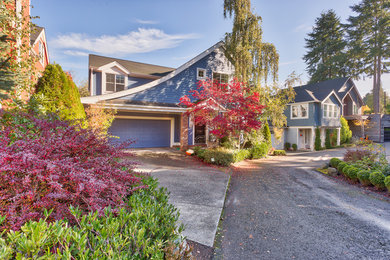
[195, 124, 206, 144]
[299, 129, 311, 149]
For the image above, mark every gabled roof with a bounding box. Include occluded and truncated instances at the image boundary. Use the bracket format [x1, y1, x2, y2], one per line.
[89, 54, 175, 77]
[30, 25, 44, 46]
[82, 41, 225, 105]
[292, 77, 353, 103]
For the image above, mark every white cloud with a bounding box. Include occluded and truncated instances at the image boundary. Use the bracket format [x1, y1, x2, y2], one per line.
[51, 28, 200, 56]
[135, 18, 159, 25]
[293, 24, 312, 33]
[63, 50, 89, 56]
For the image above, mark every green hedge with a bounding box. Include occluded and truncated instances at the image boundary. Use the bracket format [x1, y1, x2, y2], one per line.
[291, 144, 297, 151]
[337, 162, 347, 173]
[385, 176, 390, 192]
[233, 149, 251, 162]
[251, 143, 269, 159]
[0, 177, 190, 259]
[330, 158, 342, 168]
[357, 170, 372, 186]
[203, 149, 234, 166]
[345, 167, 359, 181]
[369, 171, 386, 190]
[273, 150, 286, 156]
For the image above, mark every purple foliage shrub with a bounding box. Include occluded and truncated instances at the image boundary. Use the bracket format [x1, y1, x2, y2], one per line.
[343, 148, 372, 163]
[0, 111, 141, 231]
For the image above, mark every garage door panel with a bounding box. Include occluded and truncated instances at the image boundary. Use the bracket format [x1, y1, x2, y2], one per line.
[109, 118, 171, 148]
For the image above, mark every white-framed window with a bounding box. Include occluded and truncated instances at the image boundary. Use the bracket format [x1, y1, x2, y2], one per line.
[291, 103, 309, 119]
[353, 103, 358, 115]
[106, 73, 125, 92]
[197, 68, 206, 80]
[323, 104, 339, 118]
[39, 41, 45, 65]
[212, 72, 229, 84]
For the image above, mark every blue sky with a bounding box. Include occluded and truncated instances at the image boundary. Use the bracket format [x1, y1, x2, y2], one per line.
[31, 0, 389, 96]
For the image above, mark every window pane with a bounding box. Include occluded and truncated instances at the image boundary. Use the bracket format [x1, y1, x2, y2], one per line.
[292, 106, 298, 118]
[328, 106, 332, 118]
[116, 75, 125, 84]
[333, 106, 337, 117]
[116, 84, 125, 92]
[301, 105, 307, 117]
[106, 83, 115, 92]
[221, 74, 229, 83]
[106, 73, 115, 83]
[323, 105, 327, 117]
[212, 72, 220, 82]
[198, 69, 205, 78]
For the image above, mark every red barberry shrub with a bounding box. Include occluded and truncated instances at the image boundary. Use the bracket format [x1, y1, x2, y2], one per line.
[0, 111, 141, 231]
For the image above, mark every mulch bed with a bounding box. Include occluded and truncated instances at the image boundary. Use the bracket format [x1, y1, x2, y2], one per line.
[186, 240, 214, 260]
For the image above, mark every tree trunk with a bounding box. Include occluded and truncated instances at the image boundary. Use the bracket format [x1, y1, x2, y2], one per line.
[373, 56, 380, 113]
[377, 56, 382, 113]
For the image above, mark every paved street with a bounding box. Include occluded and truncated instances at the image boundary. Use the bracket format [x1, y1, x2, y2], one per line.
[214, 149, 390, 260]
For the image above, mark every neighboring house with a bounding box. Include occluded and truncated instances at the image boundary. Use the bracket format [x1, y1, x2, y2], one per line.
[81, 41, 234, 149]
[30, 25, 50, 74]
[276, 77, 365, 151]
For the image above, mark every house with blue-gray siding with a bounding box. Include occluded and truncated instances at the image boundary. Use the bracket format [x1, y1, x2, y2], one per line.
[81, 42, 234, 149]
[276, 77, 365, 151]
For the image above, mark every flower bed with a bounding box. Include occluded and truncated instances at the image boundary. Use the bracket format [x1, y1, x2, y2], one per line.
[322, 144, 390, 195]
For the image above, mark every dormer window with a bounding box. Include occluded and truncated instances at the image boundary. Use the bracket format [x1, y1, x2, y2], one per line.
[197, 68, 206, 80]
[106, 73, 125, 92]
[323, 104, 339, 118]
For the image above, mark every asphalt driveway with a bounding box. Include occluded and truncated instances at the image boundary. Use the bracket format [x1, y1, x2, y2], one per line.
[214, 149, 390, 259]
[131, 148, 230, 247]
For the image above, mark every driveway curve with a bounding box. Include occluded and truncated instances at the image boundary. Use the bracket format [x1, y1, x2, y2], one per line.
[214, 149, 390, 260]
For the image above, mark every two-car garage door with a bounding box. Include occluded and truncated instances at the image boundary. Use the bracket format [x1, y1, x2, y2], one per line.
[109, 118, 171, 148]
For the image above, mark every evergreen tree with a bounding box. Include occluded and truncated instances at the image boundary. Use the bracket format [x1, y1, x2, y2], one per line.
[223, 0, 295, 130]
[325, 129, 332, 149]
[340, 116, 352, 144]
[34, 64, 86, 121]
[315, 127, 322, 151]
[346, 0, 390, 113]
[303, 10, 347, 83]
[262, 121, 272, 149]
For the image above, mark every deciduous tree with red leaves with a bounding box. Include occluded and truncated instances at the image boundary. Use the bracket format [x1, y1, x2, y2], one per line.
[179, 79, 265, 140]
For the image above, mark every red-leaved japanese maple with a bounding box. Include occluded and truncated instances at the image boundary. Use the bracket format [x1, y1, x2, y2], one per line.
[179, 79, 265, 138]
[0, 111, 142, 231]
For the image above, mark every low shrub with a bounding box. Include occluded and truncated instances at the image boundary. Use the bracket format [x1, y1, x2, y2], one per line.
[292, 144, 297, 151]
[344, 148, 372, 163]
[345, 167, 359, 181]
[233, 149, 251, 162]
[203, 148, 234, 166]
[0, 177, 191, 259]
[273, 150, 286, 156]
[337, 162, 347, 173]
[251, 143, 269, 159]
[284, 142, 291, 150]
[385, 176, 390, 192]
[357, 170, 372, 186]
[330, 158, 342, 168]
[341, 165, 353, 176]
[369, 171, 386, 190]
[193, 146, 206, 159]
[0, 111, 141, 231]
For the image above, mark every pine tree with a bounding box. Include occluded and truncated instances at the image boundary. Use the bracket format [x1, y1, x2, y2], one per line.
[34, 64, 86, 121]
[346, 0, 390, 114]
[303, 10, 347, 83]
[262, 121, 272, 149]
[315, 127, 322, 151]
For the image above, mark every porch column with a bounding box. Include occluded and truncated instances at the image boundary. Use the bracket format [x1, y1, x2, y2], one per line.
[337, 127, 341, 146]
[320, 128, 326, 148]
[310, 127, 315, 151]
[180, 113, 189, 151]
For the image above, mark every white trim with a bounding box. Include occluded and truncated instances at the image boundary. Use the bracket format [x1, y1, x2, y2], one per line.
[211, 70, 230, 83]
[98, 61, 130, 75]
[99, 103, 187, 113]
[288, 101, 316, 105]
[196, 68, 206, 80]
[81, 41, 225, 104]
[90, 69, 94, 96]
[31, 28, 50, 65]
[288, 126, 313, 129]
[322, 103, 340, 119]
[290, 103, 309, 119]
[341, 79, 364, 105]
[115, 115, 175, 147]
[321, 90, 342, 105]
